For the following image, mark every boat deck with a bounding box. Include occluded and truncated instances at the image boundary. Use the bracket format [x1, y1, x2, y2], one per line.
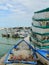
[0, 55, 44, 65]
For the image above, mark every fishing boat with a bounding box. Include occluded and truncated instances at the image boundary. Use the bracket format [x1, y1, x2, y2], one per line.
[30, 36, 49, 46]
[2, 33, 10, 38]
[4, 39, 37, 65]
[32, 25, 49, 34]
[36, 49, 49, 65]
[30, 8, 49, 65]
[12, 33, 19, 38]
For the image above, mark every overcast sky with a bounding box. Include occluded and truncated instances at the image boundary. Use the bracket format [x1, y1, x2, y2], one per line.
[0, 0, 49, 27]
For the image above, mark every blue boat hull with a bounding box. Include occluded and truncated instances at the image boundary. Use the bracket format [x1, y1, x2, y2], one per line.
[36, 49, 49, 65]
[4, 39, 37, 65]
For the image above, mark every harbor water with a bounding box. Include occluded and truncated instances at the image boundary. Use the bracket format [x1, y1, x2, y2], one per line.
[0, 30, 20, 58]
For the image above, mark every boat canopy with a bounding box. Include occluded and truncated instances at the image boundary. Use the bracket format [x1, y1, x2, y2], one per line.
[34, 8, 49, 13]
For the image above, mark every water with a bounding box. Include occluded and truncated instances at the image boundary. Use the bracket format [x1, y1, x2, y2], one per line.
[0, 29, 20, 58]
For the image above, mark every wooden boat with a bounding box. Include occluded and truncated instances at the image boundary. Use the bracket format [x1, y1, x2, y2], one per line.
[32, 21, 49, 29]
[30, 36, 49, 46]
[12, 33, 19, 38]
[2, 34, 10, 38]
[31, 32, 49, 41]
[36, 49, 49, 65]
[19, 34, 27, 38]
[4, 39, 37, 65]
[32, 26, 49, 34]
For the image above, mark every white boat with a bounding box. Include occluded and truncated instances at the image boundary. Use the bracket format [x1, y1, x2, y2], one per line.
[32, 25, 49, 34]
[36, 49, 49, 65]
[31, 8, 49, 65]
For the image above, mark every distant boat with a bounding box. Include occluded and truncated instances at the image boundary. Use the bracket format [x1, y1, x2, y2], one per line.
[12, 33, 19, 38]
[2, 34, 10, 38]
[19, 34, 27, 38]
[36, 49, 49, 65]
[4, 39, 37, 65]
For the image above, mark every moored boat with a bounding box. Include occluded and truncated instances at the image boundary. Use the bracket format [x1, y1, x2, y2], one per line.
[30, 8, 49, 65]
[2, 34, 10, 38]
[36, 49, 49, 65]
[4, 39, 37, 65]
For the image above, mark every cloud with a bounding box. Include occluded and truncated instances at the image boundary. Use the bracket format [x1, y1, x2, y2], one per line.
[0, 0, 49, 16]
[0, 6, 8, 10]
[0, 0, 49, 27]
[0, 0, 28, 15]
[0, 0, 49, 12]
[0, 0, 36, 15]
[16, 0, 49, 12]
[6, 3, 13, 8]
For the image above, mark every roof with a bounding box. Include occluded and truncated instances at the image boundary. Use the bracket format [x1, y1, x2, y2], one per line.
[34, 8, 49, 13]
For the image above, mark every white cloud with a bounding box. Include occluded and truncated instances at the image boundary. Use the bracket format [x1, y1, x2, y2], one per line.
[0, 0, 33, 14]
[15, 0, 49, 12]
[0, 6, 8, 10]
[0, 0, 49, 27]
[0, 0, 49, 11]
[9, 9, 27, 15]
[6, 3, 13, 8]
[0, 0, 49, 16]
